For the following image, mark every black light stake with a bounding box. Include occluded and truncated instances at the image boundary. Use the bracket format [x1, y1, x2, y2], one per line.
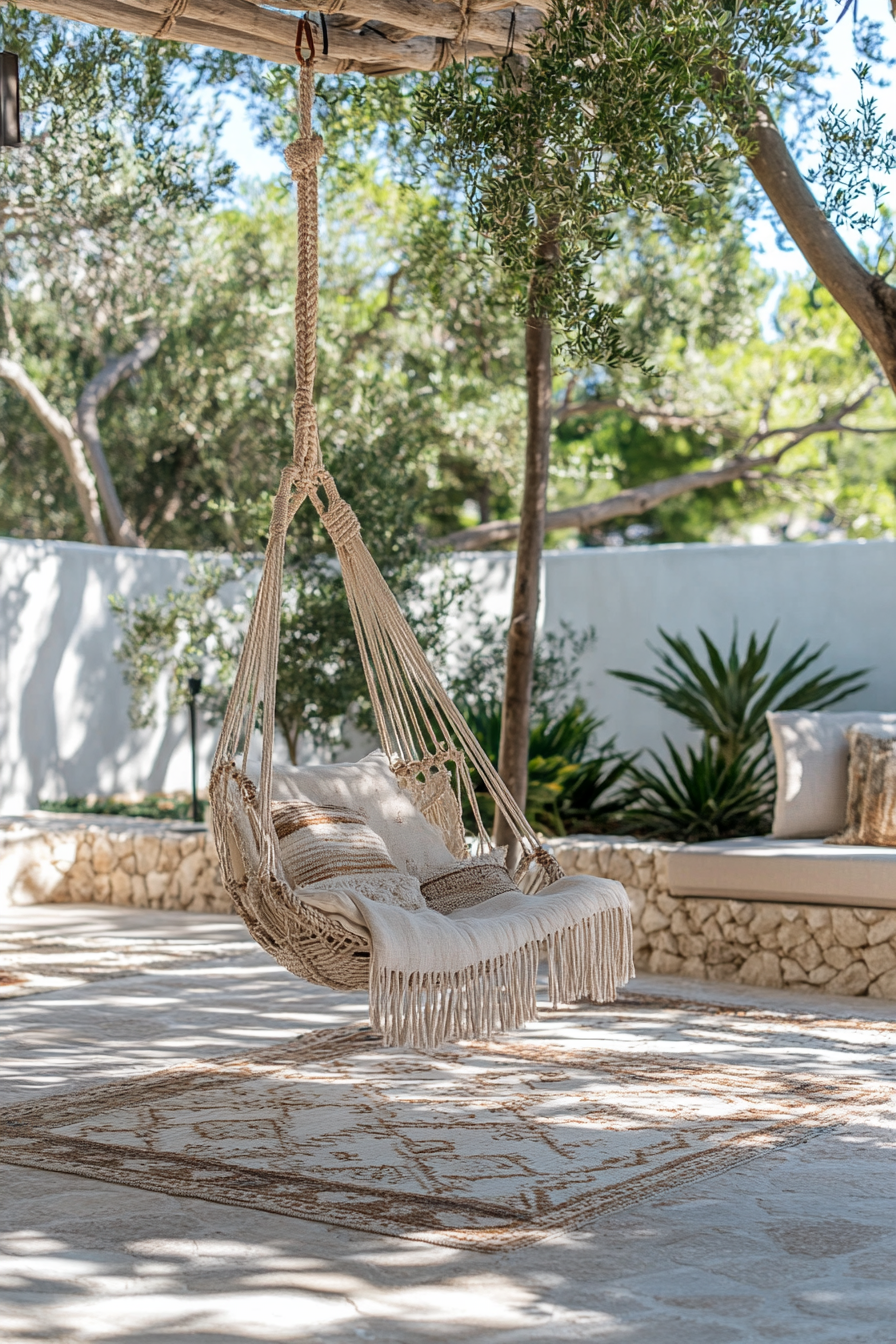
[187, 675, 202, 822]
[1, 52, 21, 147]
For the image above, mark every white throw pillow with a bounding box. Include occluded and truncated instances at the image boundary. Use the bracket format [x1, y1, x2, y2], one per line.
[767, 710, 896, 838]
[252, 750, 460, 880]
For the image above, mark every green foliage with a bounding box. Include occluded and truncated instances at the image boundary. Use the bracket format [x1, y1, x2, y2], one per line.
[611, 623, 869, 840]
[620, 738, 775, 841]
[611, 625, 869, 765]
[450, 622, 634, 834]
[458, 695, 632, 836]
[807, 64, 896, 233]
[414, 0, 820, 364]
[39, 793, 204, 821]
[4, 27, 893, 554]
[548, 239, 896, 548]
[110, 558, 248, 729]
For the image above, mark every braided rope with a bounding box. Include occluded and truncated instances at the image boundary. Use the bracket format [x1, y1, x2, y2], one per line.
[153, 0, 189, 38]
[284, 64, 324, 481]
[212, 58, 558, 930]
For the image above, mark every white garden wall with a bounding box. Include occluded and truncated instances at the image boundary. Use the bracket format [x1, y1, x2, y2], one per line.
[456, 537, 896, 756]
[0, 537, 208, 811]
[2, 534, 895, 811]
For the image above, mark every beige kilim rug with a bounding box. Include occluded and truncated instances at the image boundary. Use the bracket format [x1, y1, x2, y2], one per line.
[0, 1018, 885, 1250]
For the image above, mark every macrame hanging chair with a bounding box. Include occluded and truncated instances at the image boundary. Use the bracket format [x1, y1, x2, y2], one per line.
[209, 51, 631, 1032]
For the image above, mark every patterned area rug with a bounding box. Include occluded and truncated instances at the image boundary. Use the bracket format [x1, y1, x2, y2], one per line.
[0, 1012, 885, 1250]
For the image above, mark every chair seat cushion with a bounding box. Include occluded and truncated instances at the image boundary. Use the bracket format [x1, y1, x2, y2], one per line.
[668, 836, 896, 909]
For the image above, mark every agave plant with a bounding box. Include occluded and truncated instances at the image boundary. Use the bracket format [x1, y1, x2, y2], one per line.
[620, 738, 776, 842]
[611, 625, 868, 766]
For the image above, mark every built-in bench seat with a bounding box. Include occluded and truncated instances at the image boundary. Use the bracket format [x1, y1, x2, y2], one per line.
[553, 835, 896, 998]
[668, 838, 896, 911]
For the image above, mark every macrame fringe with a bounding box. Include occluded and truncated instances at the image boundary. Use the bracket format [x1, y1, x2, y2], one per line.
[369, 904, 635, 1051]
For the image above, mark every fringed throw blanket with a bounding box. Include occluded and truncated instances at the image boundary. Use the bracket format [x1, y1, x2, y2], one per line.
[302, 875, 633, 1050]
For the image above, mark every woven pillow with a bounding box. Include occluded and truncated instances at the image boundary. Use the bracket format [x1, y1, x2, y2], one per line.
[420, 851, 519, 915]
[272, 800, 425, 911]
[259, 751, 460, 879]
[826, 729, 896, 848]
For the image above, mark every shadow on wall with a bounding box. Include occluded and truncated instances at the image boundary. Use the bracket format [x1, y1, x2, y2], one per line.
[0, 537, 208, 810]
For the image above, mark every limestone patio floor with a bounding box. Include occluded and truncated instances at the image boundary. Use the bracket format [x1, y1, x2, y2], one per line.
[0, 904, 893, 1344]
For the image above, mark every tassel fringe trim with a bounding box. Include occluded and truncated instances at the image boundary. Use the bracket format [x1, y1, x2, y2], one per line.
[369, 904, 634, 1051]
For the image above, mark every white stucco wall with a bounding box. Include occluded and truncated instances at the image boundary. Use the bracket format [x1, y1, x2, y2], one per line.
[455, 538, 896, 758]
[0, 537, 212, 811]
[2, 534, 895, 810]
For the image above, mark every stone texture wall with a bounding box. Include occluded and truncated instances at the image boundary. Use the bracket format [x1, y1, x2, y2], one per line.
[553, 837, 896, 1001]
[0, 819, 230, 914]
[4, 821, 896, 1001]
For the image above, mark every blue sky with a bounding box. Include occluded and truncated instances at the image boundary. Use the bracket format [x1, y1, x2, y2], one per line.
[217, 4, 896, 286]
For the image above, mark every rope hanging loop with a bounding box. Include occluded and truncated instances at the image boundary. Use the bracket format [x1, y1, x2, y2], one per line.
[294, 17, 316, 65]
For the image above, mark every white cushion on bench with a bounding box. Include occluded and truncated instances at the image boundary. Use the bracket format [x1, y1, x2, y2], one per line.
[668, 836, 896, 910]
[767, 710, 896, 838]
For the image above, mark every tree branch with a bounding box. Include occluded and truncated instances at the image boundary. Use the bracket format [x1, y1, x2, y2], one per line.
[555, 395, 729, 432]
[76, 329, 165, 547]
[746, 104, 896, 396]
[439, 395, 894, 551]
[0, 357, 108, 545]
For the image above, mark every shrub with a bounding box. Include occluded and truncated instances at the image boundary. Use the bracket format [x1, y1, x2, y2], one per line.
[619, 739, 775, 842]
[611, 624, 869, 840]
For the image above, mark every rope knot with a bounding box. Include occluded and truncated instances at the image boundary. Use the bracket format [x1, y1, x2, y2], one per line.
[284, 137, 324, 180]
[321, 497, 361, 550]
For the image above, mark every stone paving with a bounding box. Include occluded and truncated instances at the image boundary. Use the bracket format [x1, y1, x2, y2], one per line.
[0, 905, 894, 1343]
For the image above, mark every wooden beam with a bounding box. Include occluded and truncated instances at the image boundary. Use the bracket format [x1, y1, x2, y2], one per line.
[273, 0, 544, 50]
[13, 0, 538, 70]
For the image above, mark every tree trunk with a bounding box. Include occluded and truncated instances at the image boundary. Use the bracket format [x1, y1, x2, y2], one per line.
[76, 330, 164, 547]
[0, 356, 108, 544]
[495, 289, 553, 857]
[747, 105, 896, 396]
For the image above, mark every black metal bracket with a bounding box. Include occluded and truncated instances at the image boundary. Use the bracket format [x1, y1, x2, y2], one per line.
[1, 52, 21, 148]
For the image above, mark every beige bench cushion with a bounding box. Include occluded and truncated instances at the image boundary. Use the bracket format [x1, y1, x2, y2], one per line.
[668, 836, 896, 910]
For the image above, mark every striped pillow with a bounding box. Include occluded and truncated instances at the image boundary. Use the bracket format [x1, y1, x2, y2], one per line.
[421, 855, 519, 915]
[272, 800, 425, 911]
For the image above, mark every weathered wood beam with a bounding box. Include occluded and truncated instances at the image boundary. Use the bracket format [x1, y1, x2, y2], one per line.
[270, 0, 544, 51]
[13, 0, 535, 71]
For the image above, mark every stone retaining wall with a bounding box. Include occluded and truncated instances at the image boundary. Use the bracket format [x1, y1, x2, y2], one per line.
[4, 819, 895, 1001]
[553, 837, 896, 1000]
[0, 816, 230, 914]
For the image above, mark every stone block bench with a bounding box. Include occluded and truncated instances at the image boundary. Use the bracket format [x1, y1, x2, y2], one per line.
[0, 813, 229, 914]
[552, 836, 896, 1001]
